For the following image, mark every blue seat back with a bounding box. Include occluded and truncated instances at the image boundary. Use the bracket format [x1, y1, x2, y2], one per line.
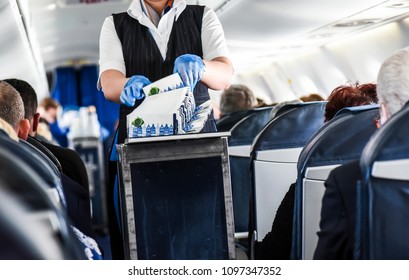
[216, 109, 258, 132]
[297, 104, 380, 170]
[0, 136, 66, 208]
[229, 106, 274, 146]
[0, 146, 85, 259]
[292, 104, 380, 259]
[248, 101, 326, 258]
[26, 136, 62, 172]
[357, 104, 409, 259]
[227, 107, 273, 237]
[252, 102, 327, 152]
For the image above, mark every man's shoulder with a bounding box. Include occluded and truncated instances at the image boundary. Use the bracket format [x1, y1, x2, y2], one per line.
[328, 159, 362, 187]
[333, 159, 360, 173]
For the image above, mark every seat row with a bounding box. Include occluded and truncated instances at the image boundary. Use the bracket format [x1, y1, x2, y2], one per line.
[0, 129, 102, 259]
[226, 100, 405, 259]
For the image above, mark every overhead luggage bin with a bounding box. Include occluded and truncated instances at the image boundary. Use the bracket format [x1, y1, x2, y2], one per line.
[117, 132, 235, 260]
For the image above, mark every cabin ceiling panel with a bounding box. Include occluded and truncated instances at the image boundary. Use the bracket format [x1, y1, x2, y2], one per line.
[28, 0, 132, 70]
[24, 0, 409, 75]
[219, 0, 386, 43]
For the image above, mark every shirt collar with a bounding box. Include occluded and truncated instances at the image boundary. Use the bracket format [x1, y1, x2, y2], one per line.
[127, 0, 144, 20]
[172, 0, 187, 21]
[127, 0, 186, 21]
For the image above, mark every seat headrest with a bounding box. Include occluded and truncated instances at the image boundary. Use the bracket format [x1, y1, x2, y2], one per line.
[252, 102, 326, 152]
[334, 104, 380, 117]
[229, 107, 273, 146]
[298, 107, 379, 173]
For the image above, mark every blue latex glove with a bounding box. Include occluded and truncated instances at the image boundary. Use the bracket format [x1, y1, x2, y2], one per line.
[173, 54, 205, 91]
[120, 75, 151, 106]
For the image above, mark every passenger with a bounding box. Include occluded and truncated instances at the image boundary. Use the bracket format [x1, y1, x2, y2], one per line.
[3, 79, 102, 260]
[37, 97, 68, 146]
[299, 93, 325, 102]
[98, 0, 233, 259]
[36, 97, 57, 142]
[219, 84, 257, 116]
[3, 79, 41, 138]
[254, 82, 377, 260]
[0, 117, 19, 141]
[324, 83, 377, 122]
[270, 99, 303, 119]
[5, 79, 87, 186]
[0, 81, 30, 140]
[314, 48, 409, 259]
[255, 97, 274, 108]
[216, 84, 258, 131]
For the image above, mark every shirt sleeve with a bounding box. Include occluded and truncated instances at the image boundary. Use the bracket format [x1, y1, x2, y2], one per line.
[98, 16, 126, 89]
[201, 7, 231, 61]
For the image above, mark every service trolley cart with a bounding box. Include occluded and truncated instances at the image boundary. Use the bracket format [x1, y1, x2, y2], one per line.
[117, 132, 235, 260]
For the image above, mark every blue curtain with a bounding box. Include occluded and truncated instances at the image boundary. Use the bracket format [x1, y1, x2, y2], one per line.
[52, 67, 80, 107]
[51, 65, 119, 137]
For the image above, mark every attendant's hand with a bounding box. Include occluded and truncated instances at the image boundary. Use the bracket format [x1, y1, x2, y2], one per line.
[120, 75, 151, 106]
[173, 54, 205, 91]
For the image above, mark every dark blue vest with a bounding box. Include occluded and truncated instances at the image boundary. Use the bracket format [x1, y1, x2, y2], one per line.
[113, 5, 216, 143]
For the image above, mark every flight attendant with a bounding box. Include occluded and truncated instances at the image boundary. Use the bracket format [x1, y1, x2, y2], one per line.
[98, 0, 233, 259]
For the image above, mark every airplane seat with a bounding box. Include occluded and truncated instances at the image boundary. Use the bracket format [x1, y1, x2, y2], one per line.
[29, 139, 95, 239]
[216, 108, 259, 132]
[227, 106, 274, 246]
[0, 146, 86, 259]
[357, 103, 409, 259]
[26, 136, 63, 173]
[249, 101, 326, 259]
[37, 139, 90, 192]
[0, 134, 95, 241]
[0, 134, 66, 209]
[229, 106, 275, 145]
[19, 139, 62, 179]
[291, 104, 380, 260]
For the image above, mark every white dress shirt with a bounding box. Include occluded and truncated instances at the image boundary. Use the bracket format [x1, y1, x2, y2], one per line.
[98, 0, 230, 82]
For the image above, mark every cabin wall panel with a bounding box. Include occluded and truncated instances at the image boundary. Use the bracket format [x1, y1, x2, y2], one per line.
[237, 17, 409, 102]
